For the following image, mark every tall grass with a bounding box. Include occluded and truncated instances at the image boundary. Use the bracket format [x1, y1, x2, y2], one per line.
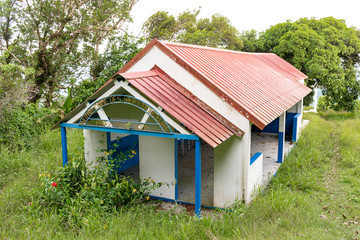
[1, 113, 360, 239]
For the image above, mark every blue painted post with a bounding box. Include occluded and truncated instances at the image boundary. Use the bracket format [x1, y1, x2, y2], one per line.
[278, 113, 286, 163]
[175, 139, 178, 200]
[195, 140, 201, 218]
[60, 126, 68, 167]
[292, 113, 301, 142]
[106, 132, 111, 150]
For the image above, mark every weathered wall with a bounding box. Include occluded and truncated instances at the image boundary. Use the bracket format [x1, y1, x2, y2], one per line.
[83, 129, 108, 166]
[246, 153, 263, 203]
[139, 135, 176, 199]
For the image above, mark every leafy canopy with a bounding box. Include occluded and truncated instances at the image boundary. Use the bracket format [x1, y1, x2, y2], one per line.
[256, 17, 360, 111]
[142, 9, 243, 50]
[0, 0, 138, 107]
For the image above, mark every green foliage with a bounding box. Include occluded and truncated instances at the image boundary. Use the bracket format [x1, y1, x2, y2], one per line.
[0, 0, 138, 106]
[142, 9, 243, 50]
[317, 95, 328, 112]
[0, 62, 34, 113]
[69, 35, 143, 110]
[31, 148, 161, 226]
[1, 114, 360, 238]
[257, 17, 360, 111]
[240, 29, 260, 52]
[0, 103, 53, 149]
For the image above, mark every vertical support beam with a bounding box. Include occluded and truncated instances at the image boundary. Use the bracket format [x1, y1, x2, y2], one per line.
[60, 126, 68, 167]
[195, 140, 201, 218]
[292, 115, 298, 143]
[278, 113, 286, 163]
[175, 139, 178, 200]
[107, 132, 111, 150]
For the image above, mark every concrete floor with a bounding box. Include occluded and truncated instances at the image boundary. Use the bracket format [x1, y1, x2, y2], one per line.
[177, 141, 214, 206]
[250, 132, 293, 185]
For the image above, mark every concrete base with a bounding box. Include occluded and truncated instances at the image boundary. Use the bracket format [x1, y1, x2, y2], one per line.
[251, 132, 293, 186]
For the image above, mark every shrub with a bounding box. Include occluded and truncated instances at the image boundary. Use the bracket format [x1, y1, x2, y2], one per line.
[0, 103, 53, 149]
[32, 149, 162, 223]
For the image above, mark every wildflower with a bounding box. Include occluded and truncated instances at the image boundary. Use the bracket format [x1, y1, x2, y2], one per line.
[51, 182, 58, 187]
[29, 202, 32, 205]
[84, 219, 88, 224]
[131, 150, 136, 155]
[47, 173, 50, 178]
[104, 151, 109, 156]
[100, 200, 104, 204]
[128, 154, 134, 158]
[145, 196, 150, 201]
[151, 179, 155, 184]
[103, 225, 107, 229]
[132, 188, 137, 193]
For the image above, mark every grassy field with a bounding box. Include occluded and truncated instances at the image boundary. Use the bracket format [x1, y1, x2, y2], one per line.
[0, 112, 359, 239]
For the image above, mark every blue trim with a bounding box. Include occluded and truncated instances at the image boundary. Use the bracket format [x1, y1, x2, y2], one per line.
[60, 123, 199, 141]
[292, 113, 301, 142]
[60, 126, 68, 167]
[250, 152, 262, 165]
[277, 132, 284, 163]
[175, 139, 178, 200]
[79, 95, 173, 133]
[195, 140, 201, 218]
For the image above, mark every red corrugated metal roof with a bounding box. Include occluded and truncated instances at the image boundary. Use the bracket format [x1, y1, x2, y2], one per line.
[120, 39, 311, 129]
[120, 68, 236, 148]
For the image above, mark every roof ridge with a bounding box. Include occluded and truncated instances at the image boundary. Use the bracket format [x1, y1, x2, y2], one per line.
[160, 40, 275, 56]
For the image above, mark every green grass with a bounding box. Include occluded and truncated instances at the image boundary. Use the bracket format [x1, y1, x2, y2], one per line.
[1, 112, 360, 239]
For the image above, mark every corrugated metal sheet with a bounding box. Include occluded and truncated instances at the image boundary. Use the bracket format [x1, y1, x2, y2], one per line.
[120, 69, 235, 148]
[158, 41, 312, 129]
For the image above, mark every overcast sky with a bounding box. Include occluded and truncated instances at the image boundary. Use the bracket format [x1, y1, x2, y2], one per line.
[124, 0, 360, 36]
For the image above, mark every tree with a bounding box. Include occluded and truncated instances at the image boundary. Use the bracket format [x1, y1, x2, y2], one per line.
[257, 17, 360, 111]
[69, 35, 143, 110]
[0, 0, 138, 107]
[240, 29, 260, 52]
[142, 10, 243, 50]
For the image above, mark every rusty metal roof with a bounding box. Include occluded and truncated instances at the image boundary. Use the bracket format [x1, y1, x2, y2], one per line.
[120, 39, 311, 129]
[120, 67, 237, 148]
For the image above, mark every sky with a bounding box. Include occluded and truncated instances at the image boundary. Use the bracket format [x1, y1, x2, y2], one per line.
[124, 0, 360, 36]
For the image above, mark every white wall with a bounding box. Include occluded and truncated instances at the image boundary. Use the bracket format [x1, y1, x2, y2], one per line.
[246, 153, 263, 203]
[126, 45, 252, 205]
[139, 135, 176, 199]
[83, 129, 108, 167]
[214, 135, 244, 207]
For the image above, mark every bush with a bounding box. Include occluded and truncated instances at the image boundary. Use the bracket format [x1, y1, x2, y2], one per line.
[31, 150, 162, 223]
[0, 103, 53, 149]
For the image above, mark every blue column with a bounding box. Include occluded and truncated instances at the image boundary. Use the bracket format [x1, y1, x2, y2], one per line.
[195, 140, 201, 217]
[277, 132, 284, 163]
[61, 126, 68, 167]
[106, 132, 111, 150]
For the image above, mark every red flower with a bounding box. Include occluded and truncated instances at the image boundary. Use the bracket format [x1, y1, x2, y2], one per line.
[29, 202, 32, 205]
[51, 182, 58, 187]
